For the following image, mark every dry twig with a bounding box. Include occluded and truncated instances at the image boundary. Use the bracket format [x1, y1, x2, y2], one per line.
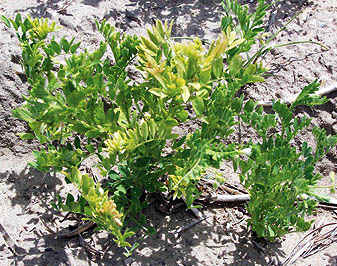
[173, 196, 209, 235]
[174, 216, 210, 235]
[200, 194, 250, 203]
[282, 222, 337, 266]
[57, 221, 96, 238]
[40, 218, 95, 238]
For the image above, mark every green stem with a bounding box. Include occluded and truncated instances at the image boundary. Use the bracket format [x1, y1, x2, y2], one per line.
[265, 10, 303, 46]
[273, 40, 328, 50]
[247, 40, 327, 66]
[245, 9, 329, 66]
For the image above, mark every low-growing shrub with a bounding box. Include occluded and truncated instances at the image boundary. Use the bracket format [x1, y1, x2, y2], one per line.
[2, 0, 336, 254]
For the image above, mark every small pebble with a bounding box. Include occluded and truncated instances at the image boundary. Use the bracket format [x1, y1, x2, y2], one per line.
[331, 112, 337, 120]
[236, 211, 244, 219]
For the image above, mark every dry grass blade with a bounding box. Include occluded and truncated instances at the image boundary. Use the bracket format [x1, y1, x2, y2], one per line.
[78, 234, 103, 260]
[57, 0, 75, 14]
[282, 222, 337, 266]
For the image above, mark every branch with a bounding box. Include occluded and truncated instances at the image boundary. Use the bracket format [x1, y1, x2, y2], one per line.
[200, 194, 250, 202]
[174, 216, 210, 235]
[41, 218, 96, 238]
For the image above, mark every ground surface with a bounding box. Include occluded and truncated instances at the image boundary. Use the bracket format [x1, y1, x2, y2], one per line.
[0, 0, 337, 265]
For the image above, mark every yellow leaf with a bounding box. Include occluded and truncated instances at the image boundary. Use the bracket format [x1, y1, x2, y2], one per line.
[140, 36, 158, 52]
[182, 86, 190, 103]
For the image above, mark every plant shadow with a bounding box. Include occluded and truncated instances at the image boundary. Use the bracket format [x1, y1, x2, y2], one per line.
[265, 0, 312, 34]
[1, 166, 61, 213]
[15, 0, 65, 18]
[88, 202, 286, 265]
[0, 164, 78, 266]
[106, 0, 225, 38]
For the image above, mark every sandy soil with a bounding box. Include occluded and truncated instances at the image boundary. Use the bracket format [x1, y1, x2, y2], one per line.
[0, 0, 337, 265]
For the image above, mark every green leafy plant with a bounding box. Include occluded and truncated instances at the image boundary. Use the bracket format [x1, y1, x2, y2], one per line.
[222, 0, 327, 67]
[1, 0, 336, 253]
[237, 81, 337, 240]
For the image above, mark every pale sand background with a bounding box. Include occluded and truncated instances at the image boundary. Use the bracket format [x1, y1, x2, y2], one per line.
[0, 0, 337, 265]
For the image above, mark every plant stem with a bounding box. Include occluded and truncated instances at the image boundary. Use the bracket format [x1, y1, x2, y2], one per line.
[248, 40, 327, 66]
[266, 10, 303, 45]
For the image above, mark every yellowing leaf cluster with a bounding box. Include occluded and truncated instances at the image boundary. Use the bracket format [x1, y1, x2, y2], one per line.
[138, 22, 244, 104]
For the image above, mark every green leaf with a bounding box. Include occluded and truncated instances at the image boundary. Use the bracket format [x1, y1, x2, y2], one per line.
[166, 118, 179, 127]
[117, 184, 127, 194]
[122, 230, 136, 239]
[50, 201, 58, 210]
[246, 75, 264, 83]
[50, 40, 61, 54]
[192, 97, 204, 116]
[146, 226, 156, 235]
[70, 42, 81, 54]
[85, 129, 101, 138]
[17, 132, 35, 140]
[15, 13, 22, 28]
[140, 122, 149, 140]
[229, 54, 243, 76]
[85, 144, 95, 154]
[267, 226, 275, 238]
[74, 136, 81, 149]
[212, 57, 224, 79]
[291, 80, 328, 109]
[84, 206, 93, 217]
[200, 66, 211, 84]
[9, 18, 19, 31]
[243, 64, 256, 76]
[61, 37, 70, 53]
[244, 99, 255, 113]
[148, 88, 167, 98]
[66, 193, 75, 206]
[57, 194, 63, 209]
[273, 101, 292, 127]
[81, 174, 92, 195]
[139, 213, 147, 226]
[12, 108, 34, 122]
[176, 110, 189, 122]
[231, 96, 243, 113]
[173, 136, 186, 149]
[1, 15, 10, 28]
